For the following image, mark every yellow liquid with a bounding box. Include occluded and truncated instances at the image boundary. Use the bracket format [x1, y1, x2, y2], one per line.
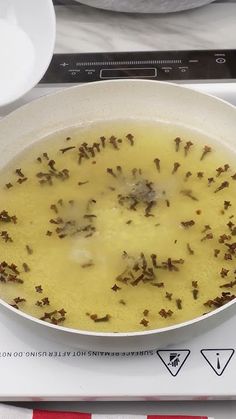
[0, 120, 236, 332]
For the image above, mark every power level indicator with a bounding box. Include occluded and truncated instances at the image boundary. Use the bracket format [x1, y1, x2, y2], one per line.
[100, 67, 157, 79]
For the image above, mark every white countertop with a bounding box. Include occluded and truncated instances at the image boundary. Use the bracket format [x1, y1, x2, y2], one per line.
[55, 2, 236, 53]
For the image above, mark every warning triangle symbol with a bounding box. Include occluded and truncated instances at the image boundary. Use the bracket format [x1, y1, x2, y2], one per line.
[157, 349, 190, 376]
[201, 349, 234, 376]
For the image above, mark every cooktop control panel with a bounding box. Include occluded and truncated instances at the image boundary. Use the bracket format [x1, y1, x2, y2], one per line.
[41, 49, 236, 83]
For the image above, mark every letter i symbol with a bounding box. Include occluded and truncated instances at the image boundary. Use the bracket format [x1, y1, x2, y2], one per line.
[216, 352, 221, 370]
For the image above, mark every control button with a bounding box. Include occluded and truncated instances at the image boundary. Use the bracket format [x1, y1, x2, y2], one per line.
[162, 67, 172, 73]
[216, 58, 226, 64]
[60, 62, 69, 67]
[68, 69, 80, 76]
[85, 69, 96, 75]
[178, 66, 189, 73]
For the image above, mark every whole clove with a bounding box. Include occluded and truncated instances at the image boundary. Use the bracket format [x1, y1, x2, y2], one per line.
[174, 137, 182, 152]
[214, 181, 229, 193]
[187, 243, 194, 255]
[154, 158, 160, 172]
[200, 145, 212, 161]
[126, 133, 134, 146]
[172, 162, 181, 174]
[176, 299, 182, 310]
[184, 141, 193, 156]
[159, 309, 173, 318]
[181, 220, 195, 228]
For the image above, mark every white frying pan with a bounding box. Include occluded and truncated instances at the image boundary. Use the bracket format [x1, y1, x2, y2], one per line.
[0, 80, 236, 351]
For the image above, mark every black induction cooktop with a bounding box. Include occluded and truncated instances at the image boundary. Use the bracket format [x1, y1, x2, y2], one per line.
[41, 49, 236, 84]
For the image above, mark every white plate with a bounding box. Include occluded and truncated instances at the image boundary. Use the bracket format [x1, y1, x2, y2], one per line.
[0, 0, 55, 107]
